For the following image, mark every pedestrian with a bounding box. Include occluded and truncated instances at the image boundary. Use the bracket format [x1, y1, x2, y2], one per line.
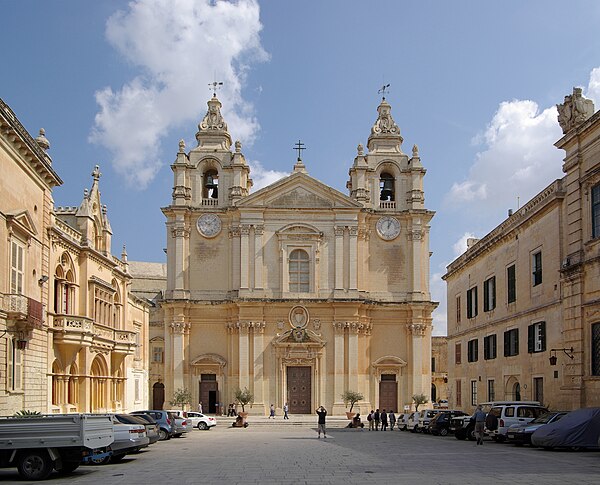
[374, 409, 380, 430]
[269, 403, 275, 419]
[485, 409, 499, 434]
[283, 402, 289, 419]
[381, 409, 388, 431]
[198, 401, 203, 413]
[473, 405, 487, 445]
[389, 410, 396, 431]
[316, 405, 327, 438]
[367, 410, 374, 431]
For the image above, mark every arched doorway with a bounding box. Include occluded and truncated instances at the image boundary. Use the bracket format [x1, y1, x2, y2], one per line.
[153, 382, 165, 410]
[431, 383, 437, 403]
[505, 376, 521, 401]
[90, 355, 108, 412]
[513, 383, 521, 401]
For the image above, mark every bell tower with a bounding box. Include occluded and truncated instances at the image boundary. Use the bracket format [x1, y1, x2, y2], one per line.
[347, 97, 426, 212]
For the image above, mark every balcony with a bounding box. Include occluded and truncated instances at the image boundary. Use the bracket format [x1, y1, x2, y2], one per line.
[380, 201, 396, 209]
[51, 315, 136, 354]
[1, 293, 44, 328]
[201, 198, 218, 206]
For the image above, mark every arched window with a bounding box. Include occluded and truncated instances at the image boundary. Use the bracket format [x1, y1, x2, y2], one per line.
[513, 382, 521, 401]
[90, 355, 108, 412]
[51, 360, 61, 406]
[289, 249, 309, 292]
[54, 254, 76, 314]
[68, 363, 79, 407]
[380, 172, 395, 201]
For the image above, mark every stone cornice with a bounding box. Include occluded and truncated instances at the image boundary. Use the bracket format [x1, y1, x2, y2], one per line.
[444, 179, 565, 279]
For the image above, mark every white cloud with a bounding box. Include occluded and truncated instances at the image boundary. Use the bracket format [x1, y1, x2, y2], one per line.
[452, 232, 476, 258]
[586, 67, 600, 106]
[90, 0, 268, 187]
[248, 160, 288, 191]
[446, 100, 563, 218]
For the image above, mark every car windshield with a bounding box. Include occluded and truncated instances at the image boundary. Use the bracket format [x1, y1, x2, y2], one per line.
[531, 412, 561, 424]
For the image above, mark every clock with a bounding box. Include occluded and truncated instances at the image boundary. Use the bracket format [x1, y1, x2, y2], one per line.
[376, 216, 400, 240]
[196, 213, 221, 238]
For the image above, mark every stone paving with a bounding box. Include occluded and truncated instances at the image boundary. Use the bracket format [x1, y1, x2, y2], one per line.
[2, 423, 600, 484]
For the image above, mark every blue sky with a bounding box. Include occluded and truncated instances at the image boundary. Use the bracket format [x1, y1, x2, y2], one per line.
[2, 0, 600, 335]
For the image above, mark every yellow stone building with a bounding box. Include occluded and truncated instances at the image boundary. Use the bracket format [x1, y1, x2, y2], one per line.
[0, 98, 61, 414]
[48, 167, 150, 413]
[153, 95, 437, 415]
[444, 89, 600, 411]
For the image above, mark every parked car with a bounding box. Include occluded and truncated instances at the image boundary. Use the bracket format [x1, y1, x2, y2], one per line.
[487, 401, 548, 442]
[186, 411, 217, 430]
[507, 411, 568, 445]
[417, 409, 442, 433]
[406, 412, 420, 432]
[429, 410, 468, 436]
[396, 413, 409, 431]
[531, 408, 600, 450]
[166, 410, 194, 433]
[114, 414, 159, 444]
[131, 410, 175, 441]
[93, 416, 149, 465]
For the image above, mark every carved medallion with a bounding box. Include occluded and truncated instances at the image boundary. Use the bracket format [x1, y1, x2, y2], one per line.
[289, 305, 309, 329]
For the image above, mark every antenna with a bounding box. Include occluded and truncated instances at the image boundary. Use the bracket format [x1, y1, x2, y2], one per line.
[378, 83, 391, 99]
[293, 140, 306, 161]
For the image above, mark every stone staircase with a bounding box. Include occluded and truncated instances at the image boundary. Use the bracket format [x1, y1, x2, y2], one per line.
[216, 414, 353, 429]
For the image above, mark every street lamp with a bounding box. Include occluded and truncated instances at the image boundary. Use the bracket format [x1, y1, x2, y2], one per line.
[549, 347, 574, 366]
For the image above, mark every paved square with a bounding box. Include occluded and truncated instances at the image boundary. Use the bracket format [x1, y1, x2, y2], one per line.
[2, 425, 599, 484]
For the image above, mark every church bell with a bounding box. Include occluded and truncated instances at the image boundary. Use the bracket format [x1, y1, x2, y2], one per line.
[380, 178, 394, 201]
[205, 174, 218, 198]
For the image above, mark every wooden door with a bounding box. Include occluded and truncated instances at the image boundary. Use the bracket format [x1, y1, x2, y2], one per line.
[287, 366, 311, 414]
[152, 382, 165, 410]
[200, 380, 218, 414]
[379, 381, 398, 412]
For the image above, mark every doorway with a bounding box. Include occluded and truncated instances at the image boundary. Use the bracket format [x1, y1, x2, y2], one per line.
[199, 374, 218, 414]
[152, 382, 165, 410]
[379, 374, 398, 411]
[287, 366, 311, 414]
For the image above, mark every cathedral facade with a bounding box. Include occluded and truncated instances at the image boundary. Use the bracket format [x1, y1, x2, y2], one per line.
[154, 94, 436, 415]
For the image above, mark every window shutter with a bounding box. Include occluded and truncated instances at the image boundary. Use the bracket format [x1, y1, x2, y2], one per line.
[474, 340, 478, 361]
[474, 287, 478, 316]
[491, 277, 496, 309]
[7, 339, 14, 390]
[14, 347, 22, 390]
[492, 334, 497, 359]
[527, 324, 534, 353]
[467, 290, 472, 318]
[483, 280, 489, 311]
[504, 331, 509, 357]
[515, 330, 519, 355]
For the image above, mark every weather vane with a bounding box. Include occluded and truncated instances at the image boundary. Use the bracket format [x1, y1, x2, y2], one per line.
[293, 140, 306, 161]
[209, 80, 223, 96]
[378, 83, 391, 99]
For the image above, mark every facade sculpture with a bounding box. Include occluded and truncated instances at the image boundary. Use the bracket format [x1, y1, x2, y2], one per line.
[152, 94, 436, 415]
[557, 87, 595, 134]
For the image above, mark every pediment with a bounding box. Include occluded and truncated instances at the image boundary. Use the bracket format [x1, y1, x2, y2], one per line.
[237, 172, 362, 209]
[272, 328, 326, 347]
[5, 210, 37, 237]
[190, 353, 227, 367]
[372, 355, 408, 367]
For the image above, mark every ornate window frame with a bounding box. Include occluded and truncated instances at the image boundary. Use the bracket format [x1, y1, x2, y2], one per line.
[277, 224, 322, 297]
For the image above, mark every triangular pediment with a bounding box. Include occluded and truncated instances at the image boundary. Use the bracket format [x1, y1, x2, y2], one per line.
[5, 210, 37, 237]
[237, 172, 362, 209]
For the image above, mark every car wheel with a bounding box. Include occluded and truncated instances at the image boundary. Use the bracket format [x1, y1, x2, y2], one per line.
[158, 429, 169, 441]
[440, 428, 448, 437]
[17, 450, 54, 480]
[198, 422, 208, 430]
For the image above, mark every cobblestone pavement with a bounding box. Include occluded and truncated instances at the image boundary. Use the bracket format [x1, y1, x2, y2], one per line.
[2, 425, 600, 485]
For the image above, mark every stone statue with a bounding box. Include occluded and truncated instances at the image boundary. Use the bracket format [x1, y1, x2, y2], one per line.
[557, 87, 595, 134]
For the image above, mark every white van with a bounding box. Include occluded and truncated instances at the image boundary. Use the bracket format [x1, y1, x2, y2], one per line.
[484, 401, 548, 442]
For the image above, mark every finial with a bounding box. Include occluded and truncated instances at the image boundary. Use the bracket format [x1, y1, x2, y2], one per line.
[92, 165, 102, 182]
[209, 80, 223, 97]
[121, 244, 128, 262]
[178, 139, 185, 153]
[293, 140, 306, 161]
[235, 140, 242, 153]
[83, 188, 89, 199]
[102, 204, 107, 215]
[412, 144, 419, 157]
[35, 128, 50, 151]
[357, 143, 364, 156]
[378, 83, 391, 100]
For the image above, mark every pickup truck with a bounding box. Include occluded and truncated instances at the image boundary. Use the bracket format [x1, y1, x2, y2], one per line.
[0, 413, 114, 480]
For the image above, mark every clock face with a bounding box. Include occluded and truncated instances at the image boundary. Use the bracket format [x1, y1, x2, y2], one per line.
[197, 213, 221, 238]
[376, 216, 400, 240]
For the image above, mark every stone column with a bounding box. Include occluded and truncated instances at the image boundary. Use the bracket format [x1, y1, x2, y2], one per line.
[229, 226, 241, 289]
[240, 225, 250, 290]
[410, 223, 423, 298]
[334, 226, 345, 290]
[407, 323, 426, 396]
[171, 222, 190, 299]
[348, 322, 359, 391]
[333, 322, 346, 414]
[348, 226, 358, 290]
[239, 322, 250, 389]
[254, 225, 264, 289]
[170, 320, 188, 392]
[252, 322, 265, 412]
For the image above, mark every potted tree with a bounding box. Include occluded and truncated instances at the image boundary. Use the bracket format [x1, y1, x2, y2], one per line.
[412, 393, 428, 412]
[170, 387, 192, 410]
[341, 390, 364, 419]
[234, 387, 254, 419]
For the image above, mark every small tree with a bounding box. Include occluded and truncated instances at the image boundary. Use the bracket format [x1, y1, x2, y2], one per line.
[341, 390, 364, 413]
[14, 410, 42, 417]
[412, 393, 428, 412]
[234, 387, 254, 413]
[170, 387, 192, 409]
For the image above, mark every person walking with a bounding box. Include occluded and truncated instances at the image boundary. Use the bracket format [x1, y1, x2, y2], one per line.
[198, 402, 203, 413]
[374, 409, 380, 430]
[269, 404, 275, 419]
[473, 405, 487, 445]
[283, 403, 289, 420]
[389, 410, 396, 431]
[381, 409, 388, 431]
[316, 406, 327, 438]
[367, 410, 374, 431]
